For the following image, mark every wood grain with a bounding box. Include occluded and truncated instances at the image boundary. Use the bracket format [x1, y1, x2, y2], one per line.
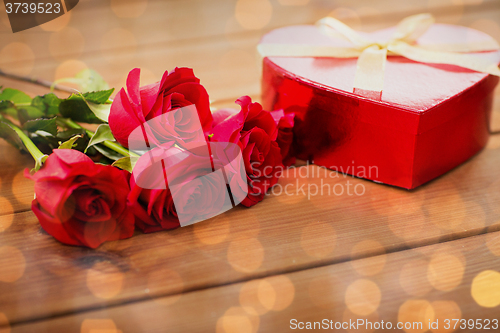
[0, 0, 500, 330]
[8, 230, 500, 333]
[1, 134, 500, 324]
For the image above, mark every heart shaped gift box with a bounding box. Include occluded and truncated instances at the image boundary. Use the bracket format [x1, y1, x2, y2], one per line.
[260, 19, 500, 189]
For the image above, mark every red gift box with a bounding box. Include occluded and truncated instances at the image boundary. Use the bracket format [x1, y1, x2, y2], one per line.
[260, 21, 500, 189]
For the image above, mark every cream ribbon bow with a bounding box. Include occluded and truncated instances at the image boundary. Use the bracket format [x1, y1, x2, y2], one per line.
[258, 14, 500, 98]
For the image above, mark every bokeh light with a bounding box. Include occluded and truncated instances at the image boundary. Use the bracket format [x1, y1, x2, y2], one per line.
[300, 221, 336, 258]
[430, 300, 461, 333]
[371, 187, 425, 216]
[258, 275, 295, 311]
[0, 197, 14, 233]
[278, 0, 310, 6]
[81, 319, 119, 333]
[194, 214, 230, 245]
[0, 313, 10, 333]
[100, 28, 137, 65]
[350, 240, 386, 276]
[147, 268, 183, 306]
[485, 232, 500, 256]
[86, 261, 124, 299]
[344, 279, 381, 316]
[49, 27, 85, 61]
[398, 300, 435, 333]
[274, 166, 309, 205]
[111, 0, 148, 18]
[427, 193, 466, 230]
[469, 19, 500, 42]
[227, 211, 260, 239]
[227, 238, 264, 273]
[400, 259, 433, 297]
[427, 252, 465, 291]
[387, 210, 429, 243]
[459, 202, 485, 233]
[471, 270, 500, 308]
[239, 280, 271, 316]
[0, 42, 35, 76]
[328, 8, 361, 31]
[39, 10, 71, 31]
[54, 59, 88, 82]
[235, 0, 272, 30]
[12, 170, 35, 206]
[427, 0, 463, 24]
[216, 307, 260, 333]
[218, 49, 256, 86]
[0, 246, 26, 283]
[308, 274, 343, 308]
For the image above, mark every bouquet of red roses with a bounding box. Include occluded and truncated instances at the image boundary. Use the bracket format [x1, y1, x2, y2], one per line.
[0, 67, 294, 248]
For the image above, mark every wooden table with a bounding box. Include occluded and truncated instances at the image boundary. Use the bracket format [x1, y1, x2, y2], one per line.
[1, 0, 500, 332]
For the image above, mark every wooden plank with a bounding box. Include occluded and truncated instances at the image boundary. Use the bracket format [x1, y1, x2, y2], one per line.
[491, 85, 500, 133]
[2, 0, 498, 61]
[1, 5, 498, 102]
[0, 135, 500, 324]
[7, 230, 500, 332]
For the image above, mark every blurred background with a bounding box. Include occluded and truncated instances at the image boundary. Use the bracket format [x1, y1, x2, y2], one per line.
[0, 2, 500, 332]
[0, 0, 499, 105]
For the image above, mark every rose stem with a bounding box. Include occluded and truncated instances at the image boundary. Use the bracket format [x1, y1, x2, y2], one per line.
[56, 118, 139, 158]
[0, 69, 75, 93]
[0, 115, 47, 165]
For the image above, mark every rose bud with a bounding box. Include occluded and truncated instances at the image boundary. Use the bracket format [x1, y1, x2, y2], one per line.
[109, 67, 213, 148]
[210, 96, 285, 207]
[25, 149, 135, 249]
[128, 145, 243, 232]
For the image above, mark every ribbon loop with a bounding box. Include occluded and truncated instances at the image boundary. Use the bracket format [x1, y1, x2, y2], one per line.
[258, 14, 500, 99]
[392, 13, 435, 43]
[316, 17, 372, 48]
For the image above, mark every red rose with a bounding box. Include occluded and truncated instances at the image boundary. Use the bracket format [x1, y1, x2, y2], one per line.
[25, 149, 135, 249]
[210, 96, 285, 207]
[128, 146, 237, 232]
[109, 67, 213, 148]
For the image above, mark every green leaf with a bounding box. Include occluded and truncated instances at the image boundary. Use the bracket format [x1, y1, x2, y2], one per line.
[0, 100, 14, 110]
[58, 134, 83, 149]
[0, 117, 48, 172]
[0, 100, 17, 118]
[42, 93, 62, 116]
[31, 96, 46, 113]
[111, 156, 138, 173]
[23, 118, 58, 136]
[57, 128, 86, 141]
[59, 90, 113, 124]
[54, 69, 109, 93]
[82, 90, 114, 104]
[0, 121, 25, 151]
[59, 97, 102, 124]
[17, 106, 46, 124]
[93, 144, 123, 161]
[85, 124, 115, 153]
[86, 102, 111, 123]
[0, 88, 32, 104]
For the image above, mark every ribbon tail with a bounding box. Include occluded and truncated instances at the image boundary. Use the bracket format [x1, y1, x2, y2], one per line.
[316, 17, 372, 47]
[353, 46, 387, 101]
[389, 41, 500, 76]
[392, 13, 434, 43]
[257, 44, 361, 58]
